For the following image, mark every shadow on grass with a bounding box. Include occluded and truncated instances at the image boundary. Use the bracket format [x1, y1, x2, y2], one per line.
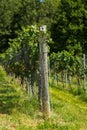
[0, 84, 20, 114]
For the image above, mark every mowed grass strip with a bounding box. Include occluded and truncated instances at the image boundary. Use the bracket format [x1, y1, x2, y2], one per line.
[49, 87, 87, 130]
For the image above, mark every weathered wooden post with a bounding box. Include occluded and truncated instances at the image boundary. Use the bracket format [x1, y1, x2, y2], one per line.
[39, 25, 50, 119]
[66, 70, 68, 89]
[83, 54, 86, 90]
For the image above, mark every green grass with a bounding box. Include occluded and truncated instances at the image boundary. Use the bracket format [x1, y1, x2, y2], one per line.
[0, 65, 87, 130]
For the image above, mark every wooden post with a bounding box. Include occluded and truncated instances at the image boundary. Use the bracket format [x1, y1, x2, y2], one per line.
[83, 54, 86, 90]
[66, 70, 68, 89]
[39, 25, 50, 119]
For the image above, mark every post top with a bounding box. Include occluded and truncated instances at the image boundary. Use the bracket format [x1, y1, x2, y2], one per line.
[40, 25, 46, 32]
